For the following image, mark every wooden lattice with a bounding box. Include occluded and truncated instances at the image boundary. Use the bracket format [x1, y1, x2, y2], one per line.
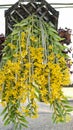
[5, 0, 59, 36]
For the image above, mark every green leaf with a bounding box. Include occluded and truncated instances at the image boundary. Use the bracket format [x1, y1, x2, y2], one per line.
[21, 123, 28, 128]
[19, 117, 28, 123]
[18, 116, 28, 124]
[66, 108, 73, 112]
[14, 23, 22, 27]
[0, 106, 8, 116]
[65, 105, 73, 109]
[48, 27, 57, 34]
[3, 113, 8, 121]
[11, 30, 19, 35]
[14, 123, 18, 130]
[52, 113, 56, 123]
[4, 118, 10, 126]
[3, 56, 12, 60]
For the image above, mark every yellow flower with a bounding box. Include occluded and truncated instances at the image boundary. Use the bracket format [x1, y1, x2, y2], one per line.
[30, 36, 37, 42]
[21, 32, 26, 40]
[40, 88, 48, 96]
[1, 101, 6, 107]
[31, 114, 38, 118]
[8, 43, 16, 49]
[48, 45, 53, 50]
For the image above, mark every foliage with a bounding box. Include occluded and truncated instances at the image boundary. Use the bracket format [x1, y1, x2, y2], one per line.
[0, 15, 73, 129]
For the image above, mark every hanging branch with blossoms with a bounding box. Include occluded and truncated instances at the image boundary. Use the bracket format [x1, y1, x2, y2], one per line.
[0, 15, 73, 130]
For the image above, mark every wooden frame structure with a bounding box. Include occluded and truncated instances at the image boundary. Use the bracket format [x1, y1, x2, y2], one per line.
[5, 0, 59, 36]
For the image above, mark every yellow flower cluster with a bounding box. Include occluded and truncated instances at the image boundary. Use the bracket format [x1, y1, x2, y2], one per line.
[0, 32, 70, 105]
[0, 29, 71, 126]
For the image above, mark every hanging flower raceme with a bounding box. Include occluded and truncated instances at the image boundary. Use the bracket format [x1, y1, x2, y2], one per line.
[0, 15, 72, 129]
